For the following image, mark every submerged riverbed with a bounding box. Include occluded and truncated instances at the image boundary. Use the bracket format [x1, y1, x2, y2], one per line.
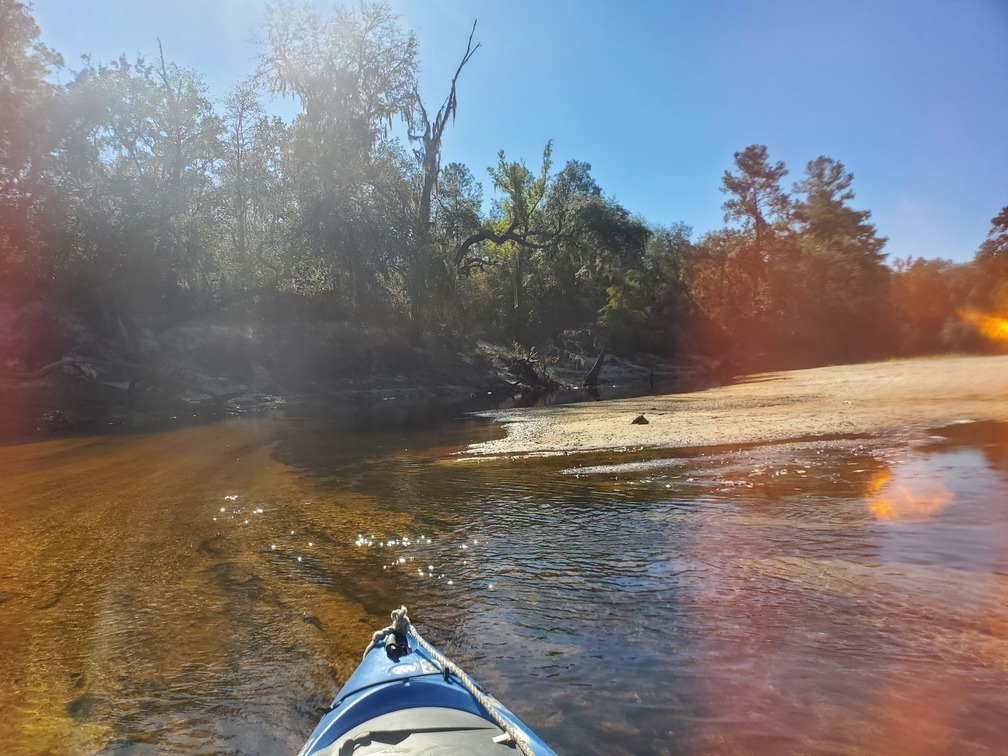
[1, 409, 1006, 754]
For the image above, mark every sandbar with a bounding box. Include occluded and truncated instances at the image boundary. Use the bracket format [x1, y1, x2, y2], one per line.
[466, 355, 1008, 457]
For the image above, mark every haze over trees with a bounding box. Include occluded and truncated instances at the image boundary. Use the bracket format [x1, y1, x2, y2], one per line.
[1, 0, 1005, 382]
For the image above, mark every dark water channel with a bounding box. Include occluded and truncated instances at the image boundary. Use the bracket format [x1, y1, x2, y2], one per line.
[1, 409, 1006, 754]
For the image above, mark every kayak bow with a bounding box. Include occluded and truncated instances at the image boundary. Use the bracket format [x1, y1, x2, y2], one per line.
[299, 607, 556, 755]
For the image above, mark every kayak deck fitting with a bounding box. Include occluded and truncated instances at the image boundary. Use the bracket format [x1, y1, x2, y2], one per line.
[299, 607, 556, 755]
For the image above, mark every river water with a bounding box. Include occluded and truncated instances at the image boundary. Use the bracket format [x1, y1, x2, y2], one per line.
[1, 408, 1006, 754]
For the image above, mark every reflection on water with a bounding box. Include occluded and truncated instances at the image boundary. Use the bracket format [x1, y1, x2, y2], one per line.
[1, 412, 1006, 754]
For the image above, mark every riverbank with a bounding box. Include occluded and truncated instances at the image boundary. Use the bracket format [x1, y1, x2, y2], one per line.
[466, 355, 1008, 457]
[0, 302, 560, 439]
[3, 296, 712, 441]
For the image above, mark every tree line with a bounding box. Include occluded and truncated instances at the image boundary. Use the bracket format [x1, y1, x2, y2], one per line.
[2, 0, 1006, 374]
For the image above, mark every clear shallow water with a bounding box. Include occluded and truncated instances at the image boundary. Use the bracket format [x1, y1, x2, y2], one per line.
[1, 411, 1006, 754]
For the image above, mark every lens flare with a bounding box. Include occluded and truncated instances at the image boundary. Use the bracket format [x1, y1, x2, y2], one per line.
[866, 464, 952, 521]
[958, 308, 1008, 343]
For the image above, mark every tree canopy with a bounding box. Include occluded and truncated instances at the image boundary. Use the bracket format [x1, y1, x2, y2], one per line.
[1, 0, 1005, 372]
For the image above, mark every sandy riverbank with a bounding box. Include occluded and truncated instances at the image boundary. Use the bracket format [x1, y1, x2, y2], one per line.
[466, 355, 1008, 457]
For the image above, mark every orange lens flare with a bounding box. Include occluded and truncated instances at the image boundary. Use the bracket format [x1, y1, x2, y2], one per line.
[866, 465, 952, 521]
[958, 308, 1008, 343]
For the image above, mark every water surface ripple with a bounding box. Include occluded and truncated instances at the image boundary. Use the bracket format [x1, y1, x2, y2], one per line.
[1, 412, 1006, 754]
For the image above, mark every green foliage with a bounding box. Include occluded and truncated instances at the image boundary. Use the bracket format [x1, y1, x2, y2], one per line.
[718, 144, 792, 313]
[489, 141, 552, 235]
[721, 145, 791, 232]
[52, 50, 224, 318]
[478, 143, 554, 326]
[467, 151, 655, 344]
[686, 227, 763, 355]
[262, 0, 417, 141]
[260, 1, 422, 319]
[977, 206, 1008, 263]
[434, 162, 483, 246]
[694, 148, 896, 366]
[793, 157, 886, 263]
[784, 156, 890, 362]
[424, 162, 484, 334]
[598, 274, 648, 330]
[967, 206, 1008, 319]
[638, 223, 692, 353]
[0, 0, 63, 279]
[889, 257, 972, 354]
[217, 79, 292, 294]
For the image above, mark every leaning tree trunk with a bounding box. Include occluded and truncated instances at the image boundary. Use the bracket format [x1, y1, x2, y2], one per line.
[583, 340, 609, 387]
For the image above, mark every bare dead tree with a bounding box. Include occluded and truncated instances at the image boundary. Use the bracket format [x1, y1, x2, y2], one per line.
[410, 21, 480, 232]
[406, 21, 479, 339]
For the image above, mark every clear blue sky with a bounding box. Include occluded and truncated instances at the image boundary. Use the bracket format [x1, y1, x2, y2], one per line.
[31, 0, 1008, 263]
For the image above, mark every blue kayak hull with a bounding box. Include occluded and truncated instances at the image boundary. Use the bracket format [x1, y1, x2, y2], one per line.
[300, 627, 555, 755]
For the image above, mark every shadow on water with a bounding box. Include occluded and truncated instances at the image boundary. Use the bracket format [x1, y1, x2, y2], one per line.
[1, 412, 1006, 754]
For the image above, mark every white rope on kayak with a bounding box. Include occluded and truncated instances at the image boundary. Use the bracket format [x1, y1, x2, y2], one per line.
[364, 606, 535, 756]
